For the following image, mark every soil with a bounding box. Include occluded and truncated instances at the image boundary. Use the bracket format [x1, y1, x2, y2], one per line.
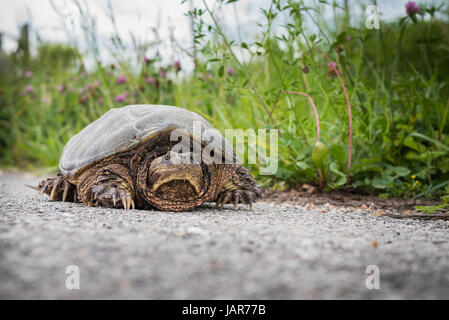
[262, 184, 449, 220]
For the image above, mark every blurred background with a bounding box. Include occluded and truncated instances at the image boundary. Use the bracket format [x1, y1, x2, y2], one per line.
[1, 0, 448, 199]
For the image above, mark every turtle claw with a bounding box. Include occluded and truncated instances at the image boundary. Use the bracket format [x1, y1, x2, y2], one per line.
[215, 166, 261, 211]
[233, 194, 240, 210]
[62, 183, 69, 202]
[35, 174, 76, 202]
[120, 194, 127, 210]
[216, 188, 259, 211]
[121, 193, 134, 210]
[41, 180, 51, 195]
[90, 184, 134, 210]
[50, 179, 61, 200]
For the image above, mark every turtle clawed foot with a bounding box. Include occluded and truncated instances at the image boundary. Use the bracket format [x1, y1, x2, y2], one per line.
[34, 174, 76, 202]
[90, 184, 135, 210]
[215, 188, 259, 211]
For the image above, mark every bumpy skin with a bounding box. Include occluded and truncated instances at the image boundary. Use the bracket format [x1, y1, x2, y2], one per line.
[36, 133, 261, 211]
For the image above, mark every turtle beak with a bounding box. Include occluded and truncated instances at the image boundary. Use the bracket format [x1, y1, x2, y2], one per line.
[148, 154, 203, 195]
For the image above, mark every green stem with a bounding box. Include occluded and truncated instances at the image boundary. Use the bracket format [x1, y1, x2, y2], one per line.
[201, 0, 274, 124]
[317, 49, 352, 181]
[439, 98, 449, 138]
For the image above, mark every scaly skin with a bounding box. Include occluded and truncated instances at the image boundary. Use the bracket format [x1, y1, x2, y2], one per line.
[36, 173, 77, 202]
[34, 138, 261, 211]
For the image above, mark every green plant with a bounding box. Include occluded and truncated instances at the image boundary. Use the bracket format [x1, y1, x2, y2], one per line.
[415, 187, 449, 213]
[1, 0, 449, 199]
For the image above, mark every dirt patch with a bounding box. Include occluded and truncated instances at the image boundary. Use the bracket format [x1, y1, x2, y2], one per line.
[262, 185, 449, 220]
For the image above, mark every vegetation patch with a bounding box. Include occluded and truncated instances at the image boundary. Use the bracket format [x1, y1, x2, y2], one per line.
[0, 0, 448, 203]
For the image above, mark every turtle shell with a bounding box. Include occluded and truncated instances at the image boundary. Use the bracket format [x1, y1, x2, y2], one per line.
[59, 104, 236, 179]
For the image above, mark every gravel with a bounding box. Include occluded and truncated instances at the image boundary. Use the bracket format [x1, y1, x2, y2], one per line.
[1, 171, 449, 299]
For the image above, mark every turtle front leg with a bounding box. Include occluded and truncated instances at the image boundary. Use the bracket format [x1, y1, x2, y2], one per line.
[215, 165, 261, 210]
[77, 163, 135, 210]
[34, 173, 77, 202]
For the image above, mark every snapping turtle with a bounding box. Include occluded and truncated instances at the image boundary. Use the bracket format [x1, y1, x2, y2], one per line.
[32, 105, 261, 211]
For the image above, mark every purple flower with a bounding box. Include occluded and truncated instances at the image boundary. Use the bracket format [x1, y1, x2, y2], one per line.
[202, 72, 213, 80]
[115, 94, 125, 102]
[328, 61, 338, 78]
[174, 61, 181, 72]
[226, 67, 235, 76]
[57, 85, 65, 93]
[145, 77, 155, 84]
[405, 1, 420, 15]
[116, 75, 126, 84]
[160, 69, 167, 78]
[144, 56, 152, 64]
[41, 97, 49, 104]
[24, 70, 32, 78]
[80, 94, 88, 103]
[23, 85, 33, 95]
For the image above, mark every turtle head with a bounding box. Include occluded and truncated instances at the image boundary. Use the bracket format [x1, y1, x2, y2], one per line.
[147, 152, 203, 202]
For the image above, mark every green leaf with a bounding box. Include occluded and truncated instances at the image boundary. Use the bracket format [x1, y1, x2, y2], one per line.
[372, 177, 393, 189]
[330, 144, 346, 164]
[389, 166, 411, 177]
[329, 162, 347, 187]
[296, 161, 311, 170]
[330, 176, 347, 188]
[406, 151, 446, 162]
[411, 132, 449, 152]
[311, 141, 329, 167]
[402, 136, 423, 152]
[329, 162, 346, 177]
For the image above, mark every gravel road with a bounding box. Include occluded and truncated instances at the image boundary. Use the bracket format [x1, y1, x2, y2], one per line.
[1, 171, 449, 299]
